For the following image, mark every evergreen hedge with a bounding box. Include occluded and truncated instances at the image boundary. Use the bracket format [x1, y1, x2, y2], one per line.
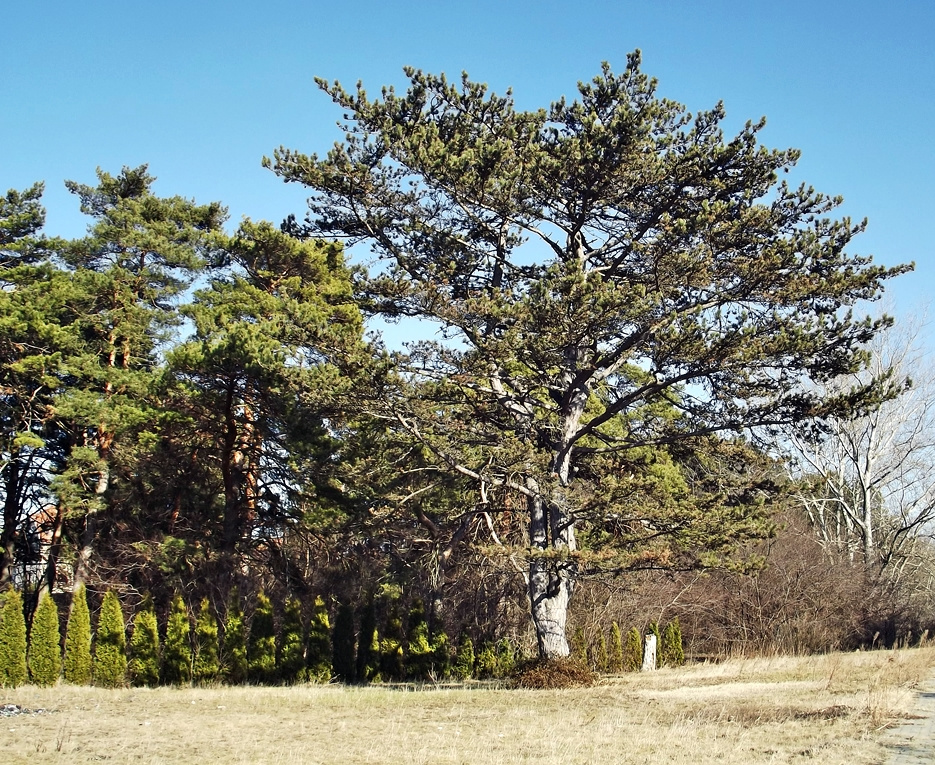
[661, 618, 685, 667]
[279, 597, 306, 684]
[405, 599, 432, 681]
[609, 622, 624, 673]
[453, 633, 475, 680]
[0, 589, 28, 688]
[356, 598, 378, 683]
[624, 627, 642, 672]
[129, 599, 160, 686]
[306, 595, 332, 682]
[28, 591, 62, 687]
[162, 593, 192, 685]
[64, 584, 92, 684]
[94, 591, 127, 687]
[192, 598, 220, 685]
[222, 595, 247, 684]
[248, 591, 276, 684]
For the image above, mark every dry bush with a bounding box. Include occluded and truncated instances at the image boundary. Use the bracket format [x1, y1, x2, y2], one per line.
[513, 658, 596, 689]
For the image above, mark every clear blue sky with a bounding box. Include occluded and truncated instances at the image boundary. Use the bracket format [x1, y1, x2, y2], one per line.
[2, 0, 933, 317]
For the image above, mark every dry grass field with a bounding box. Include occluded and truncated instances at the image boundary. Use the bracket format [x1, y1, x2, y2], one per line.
[2, 647, 933, 764]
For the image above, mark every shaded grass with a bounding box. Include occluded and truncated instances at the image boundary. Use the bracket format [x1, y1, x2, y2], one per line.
[1, 647, 932, 764]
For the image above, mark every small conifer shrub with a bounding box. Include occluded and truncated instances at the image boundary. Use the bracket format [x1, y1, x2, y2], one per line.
[495, 637, 516, 678]
[474, 641, 498, 679]
[94, 590, 127, 687]
[661, 618, 685, 667]
[592, 629, 608, 673]
[624, 627, 642, 672]
[331, 602, 356, 684]
[453, 632, 475, 680]
[0, 589, 28, 688]
[129, 598, 160, 687]
[248, 591, 277, 684]
[609, 622, 624, 673]
[28, 591, 62, 687]
[356, 598, 379, 683]
[64, 584, 92, 684]
[405, 599, 433, 681]
[222, 594, 248, 685]
[306, 595, 332, 683]
[162, 593, 192, 685]
[570, 626, 588, 666]
[279, 597, 306, 684]
[192, 598, 220, 685]
[430, 626, 451, 680]
[379, 603, 405, 682]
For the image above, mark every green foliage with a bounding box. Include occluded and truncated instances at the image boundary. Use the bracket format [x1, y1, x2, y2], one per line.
[379, 603, 404, 682]
[405, 599, 432, 681]
[661, 618, 685, 667]
[431, 627, 451, 680]
[356, 598, 379, 683]
[222, 595, 247, 685]
[28, 592, 62, 687]
[609, 622, 624, 673]
[192, 598, 220, 685]
[306, 595, 332, 683]
[248, 592, 277, 684]
[162, 593, 192, 685]
[0, 589, 28, 687]
[495, 638, 517, 678]
[624, 627, 642, 672]
[64, 585, 92, 684]
[279, 597, 306, 684]
[474, 642, 498, 679]
[452, 633, 475, 681]
[129, 599, 160, 687]
[94, 591, 127, 687]
[331, 602, 356, 684]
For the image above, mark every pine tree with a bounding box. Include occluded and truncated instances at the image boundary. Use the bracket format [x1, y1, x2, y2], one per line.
[279, 597, 306, 684]
[405, 599, 432, 681]
[28, 591, 62, 687]
[356, 598, 379, 683]
[222, 595, 248, 685]
[0, 589, 28, 687]
[379, 603, 404, 682]
[624, 627, 642, 672]
[94, 591, 127, 687]
[248, 591, 277, 684]
[661, 618, 685, 667]
[64, 584, 92, 684]
[453, 633, 475, 681]
[162, 593, 192, 685]
[331, 602, 356, 684]
[192, 598, 220, 685]
[609, 622, 624, 673]
[129, 598, 160, 687]
[306, 595, 332, 683]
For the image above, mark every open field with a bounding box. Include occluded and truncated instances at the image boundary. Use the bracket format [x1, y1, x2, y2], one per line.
[2, 648, 933, 764]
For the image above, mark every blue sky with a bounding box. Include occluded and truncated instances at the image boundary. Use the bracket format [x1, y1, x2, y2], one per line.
[2, 0, 933, 320]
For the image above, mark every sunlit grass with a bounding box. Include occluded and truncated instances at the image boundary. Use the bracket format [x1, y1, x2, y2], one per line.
[1, 647, 931, 764]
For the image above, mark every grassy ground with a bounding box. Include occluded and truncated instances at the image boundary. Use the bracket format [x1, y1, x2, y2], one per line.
[2, 647, 932, 764]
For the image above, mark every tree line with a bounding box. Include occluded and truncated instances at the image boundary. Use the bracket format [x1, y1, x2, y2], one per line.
[2, 52, 929, 663]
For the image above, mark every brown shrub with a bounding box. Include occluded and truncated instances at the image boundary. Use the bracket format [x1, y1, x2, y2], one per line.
[513, 657, 596, 689]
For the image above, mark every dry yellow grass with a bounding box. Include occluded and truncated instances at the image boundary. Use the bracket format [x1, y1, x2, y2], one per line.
[1, 647, 932, 764]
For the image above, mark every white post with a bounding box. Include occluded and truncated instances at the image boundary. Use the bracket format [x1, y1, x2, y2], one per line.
[641, 633, 657, 672]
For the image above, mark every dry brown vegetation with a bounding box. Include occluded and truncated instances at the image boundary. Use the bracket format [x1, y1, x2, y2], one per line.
[1, 647, 933, 764]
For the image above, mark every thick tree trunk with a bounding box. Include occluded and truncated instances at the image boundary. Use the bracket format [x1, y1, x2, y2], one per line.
[527, 479, 578, 659]
[0, 454, 23, 586]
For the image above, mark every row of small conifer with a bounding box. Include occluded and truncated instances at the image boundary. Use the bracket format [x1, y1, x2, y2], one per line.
[0, 585, 683, 688]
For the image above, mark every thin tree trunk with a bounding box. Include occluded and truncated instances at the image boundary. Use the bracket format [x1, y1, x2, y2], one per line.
[0, 453, 22, 586]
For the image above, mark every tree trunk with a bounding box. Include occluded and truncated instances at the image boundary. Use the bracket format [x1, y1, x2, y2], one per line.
[526, 479, 578, 659]
[0, 453, 22, 586]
